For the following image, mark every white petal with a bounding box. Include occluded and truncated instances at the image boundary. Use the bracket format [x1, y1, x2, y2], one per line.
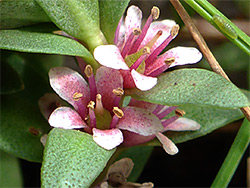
[164, 117, 201, 131]
[125, 5, 142, 42]
[156, 132, 178, 155]
[131, 69, 157, 91]
[94, 45, 129, 70]
[92, 128, 123, 150]
[164, 47, 202, 68]
[48, 107, 87, 129]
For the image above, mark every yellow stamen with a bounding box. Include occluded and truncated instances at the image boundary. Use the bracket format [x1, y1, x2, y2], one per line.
[95, 94, 104, 114]
[87, 101, 95, 110]
[170, 25, 180, 38]
[84, 65, 93, 78]
[73, 92, 83, 101]
[113, 107, 124, 118]
[165, 57, 175, 65]
[175, 109, 186, 116]
[113, 88, 124, 96]
[133, 28, 142, 36]
[151, 6, 160, 20]
[145, 30, 162, 49]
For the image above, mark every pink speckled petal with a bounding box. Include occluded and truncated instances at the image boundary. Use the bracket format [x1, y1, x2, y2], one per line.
[120, 70, 136, 89]
[117, 106, 163, 136]
[48, 107, 87, 129]
[94, 45, 129, 70]
[156, 132, 178, 155]
[49, 67, 90, 118]
[38, 93, 65, 120]
[125, 5, 142, 43]
[131, 69, 157, 91]
[128, 98, 158, 112]
[95, 66, 123, 111]
[140, 20, 176, 51]
[92, 128, 124, 150]
[163, 117, 201, 132]
[122, 130, 155, 147]
[159, 47, 202, 68]
[114, 17, 125, 50]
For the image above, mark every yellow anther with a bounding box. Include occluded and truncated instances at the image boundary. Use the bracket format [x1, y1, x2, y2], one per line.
[113, 107, 124, 118]
[165, 57, 175, 65]
[133, 28, 142, 36]
[170, 25, 180, 38]
[113, 88, 124, 96]
[175, 109, 186, 116]
[151, 6, 160, 20]
[73, 92, 83, 101]
[84, 65, 93, 78]
[87, 101, 95, 110]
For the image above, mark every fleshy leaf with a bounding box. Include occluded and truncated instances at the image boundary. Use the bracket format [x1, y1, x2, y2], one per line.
[1, 58, 24, 94]
[128, 68, 250, 108]
[36, 0, 105, 52]
[0, 151, 23, 187]
[0, 95, 50, 162]
[0, 0, 50, 29]
[0, 30, 96, 66]
[99, 0, 130, 43]
[41, 128, 115, 187]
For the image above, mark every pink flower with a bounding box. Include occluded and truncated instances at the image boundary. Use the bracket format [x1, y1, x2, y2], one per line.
[94, 5, 202, 91]
[42, 66, 200, 154]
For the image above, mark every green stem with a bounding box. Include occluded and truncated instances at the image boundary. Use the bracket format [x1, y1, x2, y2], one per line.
[211, 118, 250, 187]
[184, 0, 250, 55]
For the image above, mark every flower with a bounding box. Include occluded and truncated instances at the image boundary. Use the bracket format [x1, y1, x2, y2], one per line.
[42, 66, 200, 154]
[94, 5, 202, 91]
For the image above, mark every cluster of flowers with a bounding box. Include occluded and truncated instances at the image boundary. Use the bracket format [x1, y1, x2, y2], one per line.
[40, 5, 202, 155]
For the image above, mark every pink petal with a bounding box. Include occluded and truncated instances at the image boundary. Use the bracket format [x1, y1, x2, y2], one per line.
[92, 128, 123, 150]
[94, 45, 129, 70]
[49, 67, 90, 119]
[114, 17, 125, 50]
[122, 130, 155, 147]
[125, 5, 142, 44]
[95, 66, 123, 111]
[140, 20, 176, 51]
[117, 106, 163, 136]
[120, 69, 136, 89]
[163, 117, 201, 131]
[128, 98, 158, 112]
[48, 107, 87, 129]
[156, 132, 178, 155]
[38, 93, 65, 120]
[131, 69, 157, 91]
[160, 47, 202, 68]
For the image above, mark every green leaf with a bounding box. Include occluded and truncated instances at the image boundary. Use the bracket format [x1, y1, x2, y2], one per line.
[0, 150, 23, 187]
[128, 69, 250, 108]
[99, 0, 130, 44]
[0, 0, 51, 29]
[35, 0, 106, 52]
[0, 30, 96, 66]
[166, 105, 244, 144]
[0, 95, 50, 162]
[1, 55, 24, 94]
[117, 146, 153, 182]
[41, 128, 115, 187]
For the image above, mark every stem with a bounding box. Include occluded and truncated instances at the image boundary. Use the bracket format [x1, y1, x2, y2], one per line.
[184, 0, 250, 55]
[211, 118, 250, 187]
[169, 0, 250, 122]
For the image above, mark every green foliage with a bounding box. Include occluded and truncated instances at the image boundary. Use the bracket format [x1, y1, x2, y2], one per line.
[41, 128, 115, 188]
[99, 0, 130, 43]
[128, 69, 250, 108]
[0, 95, 50, 162]
[0, 0, 50, 29]
[1, 56, 24, 94]
[35, 0, 105, 52]
[0, 151, 23, 187]
[0, 30, 96, 67]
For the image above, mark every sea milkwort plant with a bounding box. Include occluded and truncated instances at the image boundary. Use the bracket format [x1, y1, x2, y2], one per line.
[1, 0, 250, 187]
